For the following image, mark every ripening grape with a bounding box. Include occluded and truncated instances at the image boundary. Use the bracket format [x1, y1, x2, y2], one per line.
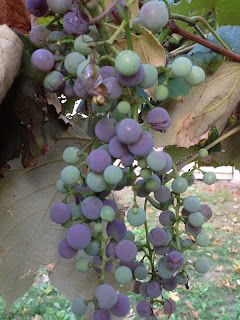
[161, 151, 173, 173]
[117, 101, 131, 114]
[95, 284, 118, 309]
[25, 0, 48, 16]
[183, 195, 201, 213]
[136, 300, 151, 317]
[84, 240, 100, 256]
[74, 34, 93, 56]
[86, 171, 108, 192]
[196, 232, 210, 247]
[185, 65, 206, 86]
[139, 0, 169, 32]
[127, 207, 146, 227]
[158, 259, 175, 279]
[163, 299, 177, 315]
[69, 201, 81, 219]
[31, 49, 54, 72]
[188, 211, 205, 227]
[171, 176, 188, 193]
[108, 136, 129, 159]
[195, 258, 209, 273]
[139, 64, 158, 88]
[203, 172, 217, 185]
[103, 76, 123, 100]
[64, 52, 85, 76]
[101, 66, 116, 78]
[147, 107, 171, 132]
[46, 0, 72, 14]
[139, 282, 148, 296]
[115, 266, 132, 284]
[112, 106, 127, 121]
[155, 245, 171, 256]
[153, 85, 169, 101]
[140, 168, 152, 179]
[128, 131, 154, 157]
[148, 227, 167, 246]
[159, 210, 176, 227]
[145, 174, 161, 192]
[71, 297, 88, 316]
[106, 219, 127, 242]
[81, 196, 103, 220]
[58, 238, 77, 259]
[176, 273, 188, 285]
[154, 185, 171, 203]
[75, 257, 91, 272]
[110, 294, 130, 317]
[87, 149, 112, 173]
[91, 309, 111, 320]
[29, 25, 50, 48]
[115, 240, 137, 262]
[73, 79, 88, 98]
[43, 71, 64, 92]
[115, 50, 141, 76]
[117, 119, 141, 144]
[67, 223, 91, 249]
[147, 150, 167, 172]
[63, 147, 81, 164]
[103, 165, 123, 185]
[199, 204, 212, 221]
[100, 205, 116, 222]
[121, 153, 135, 167]
[146, 281, 161, 298]
[181, 171, 195, 186]
[63, 9, 89, 35]
[56, 179, 68, 194]
[163, 276, 177, 291]
[185, 221, 202, 236]
[117, 65, 145, 87]
[199, 148, 208, 158]
[171, 56, 192, 77]
[95, 118, 116, 143]
[166, 250, 184, 270]
[50, 202, 70, 224]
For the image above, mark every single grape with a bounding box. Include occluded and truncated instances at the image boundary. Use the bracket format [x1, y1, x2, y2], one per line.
[171, 176, 188, 193]
[160, 151, 173, 173]
[47, 0, 72, 14]
[43, 71, 64, 92]
[153, 85, 169, 101]
[188, 211, 205, 227]
[128, 131, 154, 157]
[199, 148, 208, 158]
[31, 49, 54, 72]
[157, 259, 175, 279]
[115, 50, 141, 76]
[94, 222, 104, 233]
[63, 80, 75, 97]
[147, 107, 171, 132]
[203, 172, 217, 185]
[106, 241, 117, 258]
[176, 273, 188, 285]
[95, 118, 116, 143]
[127, 207, 146, 227]
[163, 276, 177, 291]
[148, 228, 167, 246]
[181, 171, 195, 186]
[117, 65, 145, 87]
[159, 210, 176, 226]
[86, 172, 108, 192]
[56, 179, 68, 194]
[81, 196, 103, 220]
[117, 118, 141, 144]
[183, 195, 201, 213]
[25, 0, 48, 16]
[75, 257, 91, 272]
[108, 136, 129, 159]
[66, 223, 91, 250]
[91, 309, 111, 320]
[108, 0, 126, 25]
[71, 297, 88, 316]
[154, 245, 171, 255]
[145, 174, 161, 192]
[171, 56, 192, 77]
[100, 205, 116, 222]
[29, 25, 50, 48]
[185, 65, 206, 86]
[199, 204, 212, 221]
[106, 219, 127, 242]
[110, 294, 130, 317]
[146, 281, 161, 298]
[139, 64, 158, 88]
[140, 168, 152, 179]
[87, 149, 112, 173]
[115, 240, 137, 262]
[136, 300, 151, 317]
[166, 250, 184, 270]
[115, 266, 132, 284]
[112, 106, 128, 121]
[48, 31, 65, 52]
[121, 153, 135, 167]
[64, 52, 85, 76]
[73, 79, 88, 98]
[147, 150, 167, 172]
[154, 185, 171, 203]
[73, 34, 93, 56]
[117, 101, 131, 114]
[50, 202, 70, 224]
[103, 76, 123, 100]
[60, 165, 80, 185]
[196, 232, 210, 247]
[101, 66, 117, 78]
[95, 284, 118, 309]
[103, 165, 123, 185]
[140, 0, 169, 32]
[185, 221, 202, 236]
[195, 258, 209, 273]
[84, 240, 101, 256]
[163, 299, 177, 315]
[58, 238, 77, 259]
[63, 146, 81, 164]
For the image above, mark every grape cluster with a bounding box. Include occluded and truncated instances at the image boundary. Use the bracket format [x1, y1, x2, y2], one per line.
[25, 0, 216, 318]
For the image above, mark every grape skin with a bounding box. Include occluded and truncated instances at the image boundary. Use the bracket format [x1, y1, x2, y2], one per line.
[148, 227, 167, 246]
[75, 257, 91, 272]
[81, 196, 103, 220]
[139, 64, 158, 88]
[147, 107, 171, 132]
[128, 131, 154, 157]
[63, 9, 89, 35]
[108, 136, 129, 159]
[91, 309, 111, 320]
[115, 240, 137, 262]
[25, 0, 48, 16]
[147, 150, 167, 172]
[44, 71, 64, 92]
[166, 250, 184, 270]
[86, 172, 108, 192]
[64, 52, 85, 76]
[195, 258, 209, 273]
[127, 207, 146, 227]
[183, 195, 201, 213]
[185, 65, 206, 86]
[159, 210, 176, 227]
[29, 25, 50, 48]
[31, 49, 54, 72]
[163, 299, 177, 315]
[153, 85, 169, 101]
[115, 266, 132, 284]
[136, 300, 151, 317]
[140, 0, 169, 32]
[100, 205, 116, 222]
[106, 220, 127, 242]
[134, 265, 148, 280]
[60, 165, 80, 185]
[87, 149, 112, 173]
[117, 65, 145, 87]
[146, 281, 161, 298]
[188, 211, 205, 227]
[63, 147, 81, 164]
[84, 240, 100, 256]
[154, 185, 171, 203]
[103, 165, 123, 185]
[171, 176, 188, 194]
[196, 232, 210, 247]
[103, 77, 123, 100]
[56, 179, 68, 194]
[203, 172, 217, 185]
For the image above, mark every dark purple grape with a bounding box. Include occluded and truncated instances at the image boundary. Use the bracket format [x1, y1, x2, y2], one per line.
[87, 149, 112, 173]
[110, 294, 130, 317]
[154, 185, 171, 203]
[154, 245, 171, 255]
[95, 118, 116, 143]
[63, 9, 89, 35]
[31, 49, 54, 72]
[50, 202, 71, 224]
[147, 107, 171, 131]
[106, 219, 127, 242]
[148, 228, 167, 246]
[100, 66, 116, 78]
[159, 210, 176, 226]
[115, 240, 137, 262]
[117, 119, 141, 144]
[108, 136, 129, 159]
[58, 238, 77, 259]
[166, 250, 184, 270]
[73, 79, 89, 98]
[103, 77, 123, 100]
[139, 282, 148, 297]
[120, 260, 137, 271]
[128, 131, 154, 157]
[181, 208, 190, 217]
[106, 241, 117, 258]
[163, 276, 177, 291]
[199, 204, 212, 221]
[185, 221, 202, 236]
[135, 179, 150, 198]
[95, 284, 118, 309]
[136, 301, 151, 317]
[133, 281, 142, 294]
[163, 299, 177, 315]
[81, 196, 103, 220]
[146, 281, 161, 298]
[121, 153, 134, 167]
[109, 0, 126, 25]
[29, 25, 50, 48]
[25, 0, 48, 17]
[117, 65, 145, 87]
[66, 223, 91, 249]
[91, 309, 111, 320]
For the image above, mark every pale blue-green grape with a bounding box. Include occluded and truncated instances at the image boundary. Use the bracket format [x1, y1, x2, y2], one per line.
[124, 231, 135, 241]
[171, 56, 192, 77]
[47, 0, 72, 14]
[56, 179, 68, 193]
[153, 85, 169, 101]
[71, 297, 88, 316]
[86, 171, 107, 192]
[115, 50, 141, 76]
[195, 258, 209, 274]
[84, 240, 101, 256]
[147, 150, 167, 172]
[75, 257, 91, 272]
[104, 165, 123, 185]
[171, 177, 188, 193]
[139, 64, 158, 88]
[77, 60, 89, 78]
[134, 265, 148, 280]
[196, 232, 210, 247]
[44, 71, 63, 92]
[157, 258, 174, 279]
[117, 101, 131, 114]
[203, 172, 217, 185]
[100, 205, 116, 222]
[199, 148, 208, 158]
[69, 201, 82, 219]
[60, 165, 80, 185]
[94, 222, 104, 233]
[183, 196, 200, 213]
[63, 146, 81, 164]
[188, 212, 204, 227]
[115, 266, 132, 284]
[127, 207, 146, 227]
[112, 106, 128, 121]
[74, 34, 94, 56]
[64, 52, 85, 76]
[185, 66, 205, 86]
[176, 273, 187, 285]
[140, 168, 152, 179]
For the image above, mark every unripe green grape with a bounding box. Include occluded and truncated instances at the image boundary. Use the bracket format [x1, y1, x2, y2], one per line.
[84, 240, 101, 256]
[153, 85, 169, 101]
[195, 258, 209, 274]
[60, 165, 80, 185]
[75, 257, 91, 272]
[94, 222, 104, 233]
[100, 205, 116, 222]
[64, 52, 85, 76]
[171, 177, 188, 193]
[115, 266, 132, 284]
[63, 147, 81, 164]
[71, 297, 88, 316]
[138, 158, 147, 168]
[127, 207, 146, 227]
[196, 232, 210, 247]
[140, 168, 152, 179]
[188, 212, 204, 227]
[185, 66, 205, 86]
[181, 172, 195, 186]
[134, 265, 148, 280]
[139, 64, 158, 88]
[69, 201, 82, 219]
[74, 35, 94, 56]
[199, 148, 208, 158]
[115, 50, 141, 76]
[112, 106, 128, 121]
[117, 101, 131, 114]
[86, 171, 107, 192]
[56, 179, 68, 194]
[77, 60, 89, 78]
[124, 230, 135, 241]
[203, 172, 217, 185]
[171, 56, 192, 77]
[104, 165, 123, 185]
[183, 196, 200, 213]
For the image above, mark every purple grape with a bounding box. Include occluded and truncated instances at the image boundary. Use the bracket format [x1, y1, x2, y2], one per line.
[73, 79, 89, 98]
[110, 293, 130, 317]
[163, 276, 177, 291]
[103, 77, 123, 100]
[103, 199, 118, 212]
[106, 241, 117, 258]
[117, 65, 145, 87]
[163, 299, 177, 315]
[66, 223, 91, 249]
[154, 245, 171, 255]
[108, 136, 129, 159]
[120, 260, 137, 271]
[139, 282, 149, 297]
[81, 196, 103, 220]
[146, 281, 161, 298]
[50, 202, 71, 224]
[147, 107, 171, 131]
[199, 204, 212, 221]
[135, 179, 150, 198]
[95, 284, 118, 309]
[92, 256, 113, 273]
[91, 309, 111, 320]
[117, 119, 141, 144]
[160, 152, 173, 174]
[31, 49, 54, 72]
[109, 0, 126, 25]
[181, 208, 190, 217]
[87, 149, 112, 173]
[185, 221, 202, 236]
[48, 31, 65, 52]
[95, 118, 116, 143]
[58, 238, 77, 259]
[121, 153, 134, 167]
[159, 210, 176, 226]
[128, 131, 153, 157]
[133, 281, 142, 294]
[29, 25, 50, 48]
[25, 0, 48, 17]
[136, 301, 151, 317]
[115, 240, 137, 262]
[63, 9, 89, 35]
[154, 185, 171, 203]
[166, 250, 184, 270]
[106, 219, 127, 242]
[148, 228, 167, 246]
[64, 80, 74, 97]
[101, 66, 116, 78]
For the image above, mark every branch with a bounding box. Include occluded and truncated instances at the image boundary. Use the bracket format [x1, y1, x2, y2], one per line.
[89, 0, 120, 25]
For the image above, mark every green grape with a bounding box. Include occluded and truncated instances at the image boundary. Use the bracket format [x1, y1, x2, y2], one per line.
[199, 148, 208, 158]
[69, 201, 82, 219]
[140, 168, 152, 179]
[171, 177, 188, 194]
[134, 265, 148, 280]
[203, 172, 217, 185]
[188, 212, 204, 227]
[60, 165, 80, 185]
[138, 158, 147, 168]
[183, 196, 200, 213]
[84, 240, 101, 256]
[104, 165, 123, 185]
[112, 106, 128, 121]
[117, 101, 131, 114]
[115, 50, 141, 76]
[71, 297, 88, 316]
[185, 66, 205, 86]
[139, 64, 158, 88]
[63, 146, 81, 164]
[86, 171, 107, 192]
[64, 52, 85, 76]
[124, 230, 135, 241]
[181, 172, 195, 186]
[43, 71, 63, 92]
[171, 56, 192, 77]
[195, 258, 209, 274]
[74, 35, 94, 56]
[127, 207, 146, 227]
[94, 222, 104, 233]
[153, 85, 169, 101]
[56, 179, 68, 194]
[100, 205, 116, 222]
[77, 60, 89, 78]
[75, 257, 91, 272]
[115, 266, 132, 284]
[196, 232, 210, 247]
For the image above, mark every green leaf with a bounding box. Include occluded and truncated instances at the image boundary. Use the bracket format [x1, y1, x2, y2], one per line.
[164, 145, 198, 163]
[158, 74, 191, 98]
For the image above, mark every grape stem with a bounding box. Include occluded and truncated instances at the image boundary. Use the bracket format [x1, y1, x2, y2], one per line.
[174, 195, 182, 251]
[167, 20, 240, 62]
[144, 198, 155, 278]
[89, 0, 120, 25]
[99, 235, 108, 284]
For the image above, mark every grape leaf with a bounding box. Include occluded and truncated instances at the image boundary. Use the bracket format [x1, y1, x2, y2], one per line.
[158, 74, 191, 98]
[164, 145, 198, 163]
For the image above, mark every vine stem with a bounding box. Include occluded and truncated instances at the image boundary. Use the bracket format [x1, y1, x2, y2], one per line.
[167, 20, 240, 62]
[174, 195, 182, 251]
[124, 6, 133, 50]
[144, 198, 155, 277]
[170, 44, 196, 57]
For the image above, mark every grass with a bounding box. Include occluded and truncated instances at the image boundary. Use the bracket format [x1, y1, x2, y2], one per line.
[1, 181, 240, 319]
